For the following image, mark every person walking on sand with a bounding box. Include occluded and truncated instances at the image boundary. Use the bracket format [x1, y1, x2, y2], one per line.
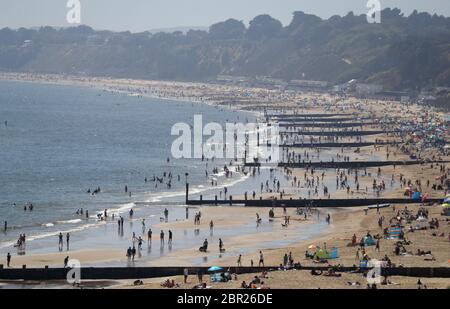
[168, 230, 173, 245]
[219, 238, 224, 252]
[376, 239, 380, 252]
[160, 230, 165, 246]
[197, 269, 203, 283]
[66, 233, 70, 250]
[183, 268, 189, 284]
[259, 251, 264, 267]
[164, 208, 169, 222]
[64, 256, 69, 268]
[131, 246, 136, 261]
[6, 252, 11, 267]
[237, 254, 242, 267]
[3, 221, 7, 232]
[147, 228, 152, 243]
[58, 232, 63, 251]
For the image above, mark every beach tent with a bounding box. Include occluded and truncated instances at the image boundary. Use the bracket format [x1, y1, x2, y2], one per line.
[411, 191, 421, 200]
[363, 236, 376, 246]
[313, 249, 329, 260]
[328, 247, 339, 259]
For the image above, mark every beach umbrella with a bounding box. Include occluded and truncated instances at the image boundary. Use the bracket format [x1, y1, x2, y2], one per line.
[207, 266, 223, 272]
[443, 198, 450, 203]
[442, 203, 450, 208]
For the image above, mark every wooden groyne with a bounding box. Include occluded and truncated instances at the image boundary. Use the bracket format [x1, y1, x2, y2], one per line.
[272, 117, 371, 122]
[269, 113, 353, 118]
[277, 160, 450, 169]
[0, 266, 448, 281]
[0, 266, 265, 281]
[280, 130, 397, 136]
[183, 184, 442, 208]
[275, 141, 398, 148]
[185, 195, 442, 207]
[277, 122, 379, 128]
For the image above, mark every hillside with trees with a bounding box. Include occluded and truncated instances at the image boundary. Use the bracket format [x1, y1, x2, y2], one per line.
[0, 8, 449, 91]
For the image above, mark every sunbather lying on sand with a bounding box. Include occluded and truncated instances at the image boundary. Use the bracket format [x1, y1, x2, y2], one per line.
[161, 279, 179, 288]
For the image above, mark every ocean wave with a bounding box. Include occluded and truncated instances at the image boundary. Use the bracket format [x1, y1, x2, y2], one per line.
[0, 221, 107, 249]
[56, 219, 82, 224]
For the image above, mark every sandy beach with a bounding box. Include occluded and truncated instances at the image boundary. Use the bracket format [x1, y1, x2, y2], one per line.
[0, 72, 448, 289]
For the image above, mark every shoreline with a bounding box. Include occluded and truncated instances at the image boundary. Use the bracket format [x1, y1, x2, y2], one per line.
[0, 72, 449, 289]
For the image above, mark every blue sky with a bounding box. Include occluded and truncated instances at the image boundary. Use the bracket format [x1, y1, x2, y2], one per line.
[1, 0, 449, 32]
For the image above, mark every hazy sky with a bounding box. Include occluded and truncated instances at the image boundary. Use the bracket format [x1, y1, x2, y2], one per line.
[1, 0, 449, 32]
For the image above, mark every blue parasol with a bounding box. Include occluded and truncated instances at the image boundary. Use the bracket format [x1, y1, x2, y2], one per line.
[208, 266, 223, 272]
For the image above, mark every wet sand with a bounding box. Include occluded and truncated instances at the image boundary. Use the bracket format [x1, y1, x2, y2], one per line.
[0, 72, 448, 289]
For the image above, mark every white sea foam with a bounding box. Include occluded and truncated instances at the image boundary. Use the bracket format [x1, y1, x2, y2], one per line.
[56, 219, 82, 224]
[0, 221, 107, 249]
